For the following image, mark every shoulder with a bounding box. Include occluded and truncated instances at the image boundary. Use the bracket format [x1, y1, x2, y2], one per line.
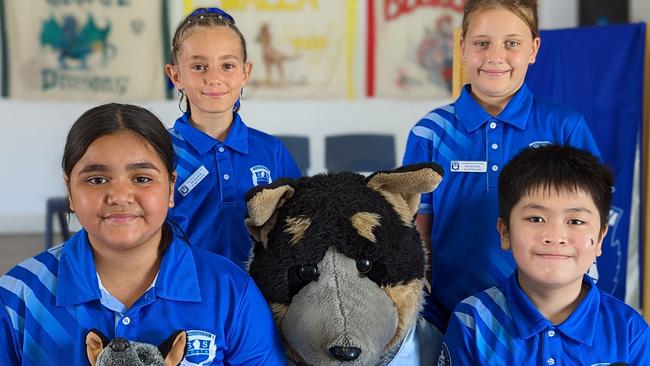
[189, 247, 251, 286]
[598, 292, 648, 332]
[531, 95, 585, 122]
[246, 126, 284, 146]
[412, 103, 456, 129]
[453, 285, 508, 319]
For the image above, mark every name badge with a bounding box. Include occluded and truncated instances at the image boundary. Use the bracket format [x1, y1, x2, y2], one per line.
[450, 161, 487, 173]
[178, 165, 209, 196]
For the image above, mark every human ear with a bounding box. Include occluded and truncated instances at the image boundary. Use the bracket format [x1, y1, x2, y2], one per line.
[529, 37, 541, 64]
[64, 175, 75, 213]
[168, 171, 177, 208]
[165, 64, 182, 89]
[497, 218, 510, 250]
[595, 225, 608, 257]
[241, 62, 253, 86]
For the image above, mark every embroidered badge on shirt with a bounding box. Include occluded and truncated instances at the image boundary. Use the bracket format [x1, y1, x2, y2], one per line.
[181, 330, 217, 366]
[529, 140, 551, 148]
[450, 161, 487, 173]
[250, 165, 272, 186]
[178, 165, 209, 197]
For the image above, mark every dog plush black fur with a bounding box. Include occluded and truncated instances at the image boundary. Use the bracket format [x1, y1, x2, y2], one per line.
[245, 163, 443, 365]
[85, 329, 186, 366]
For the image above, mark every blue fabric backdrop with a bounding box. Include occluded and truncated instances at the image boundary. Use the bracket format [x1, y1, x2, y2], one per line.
[526, 23, 645, 301]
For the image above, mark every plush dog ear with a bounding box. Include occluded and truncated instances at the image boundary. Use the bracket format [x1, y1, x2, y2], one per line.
[245, 178, 296, 248]
[366, 163, 444, 225]
[85, 329, 110, 366]
[159, 330, 187, 366]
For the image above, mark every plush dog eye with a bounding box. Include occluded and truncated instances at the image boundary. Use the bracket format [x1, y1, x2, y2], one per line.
[356, 259, 372, 275]
[298, 264, 320, 282]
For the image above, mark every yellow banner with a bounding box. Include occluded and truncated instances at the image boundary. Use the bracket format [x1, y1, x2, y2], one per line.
[178, 0, 356, 99]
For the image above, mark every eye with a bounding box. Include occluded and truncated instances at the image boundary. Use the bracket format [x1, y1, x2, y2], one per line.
[297, 264, 319, 282]
[135, 347, 155, 363]
[222, 63, 236, 70]
[568, 219, 585, 225]
[86, 176, 107, 185]
[134, 176, 152, 184]
[356, 259, 372, 275]
[505, 40, 520, 48]
[191, 64, 207, 71]
[474, 40, 489, 48]
[526, 216, 544, 223]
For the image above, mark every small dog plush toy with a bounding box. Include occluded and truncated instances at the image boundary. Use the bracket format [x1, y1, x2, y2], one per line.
[245, 163, 443, 365]
[85, 329, 186, 366]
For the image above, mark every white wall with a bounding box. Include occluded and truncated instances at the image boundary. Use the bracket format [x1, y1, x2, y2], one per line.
[1, 0, 649, 233]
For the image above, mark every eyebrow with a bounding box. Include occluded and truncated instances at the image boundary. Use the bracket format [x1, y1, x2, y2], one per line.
[521, 203, 593, 214]
[77, 162, 161, 175]
[188, 54, 241, 61]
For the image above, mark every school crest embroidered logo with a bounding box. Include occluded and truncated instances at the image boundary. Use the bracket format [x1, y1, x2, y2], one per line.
[437, 342, 451, 366]
[529, 140, 551, 148]
[250, 165, 272, 186]
[451, 162, 460, 171]
[181, 330, 217, 366]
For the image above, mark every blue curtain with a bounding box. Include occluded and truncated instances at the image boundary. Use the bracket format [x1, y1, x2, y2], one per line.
[526, 23, 645, 301]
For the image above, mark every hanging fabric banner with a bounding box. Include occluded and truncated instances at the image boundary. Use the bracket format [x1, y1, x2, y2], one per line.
[367, 0, 464, 98]
[0, 0, 166, 101]
[527, 23, 645, 303]
[178, 0, 357, 99]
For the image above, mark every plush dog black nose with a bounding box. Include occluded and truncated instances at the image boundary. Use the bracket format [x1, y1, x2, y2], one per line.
[109, 338, 130, 352]
[329, 346, 361, 361]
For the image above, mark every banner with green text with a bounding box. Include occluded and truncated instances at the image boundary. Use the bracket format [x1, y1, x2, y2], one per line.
[1, 0, 166, 101]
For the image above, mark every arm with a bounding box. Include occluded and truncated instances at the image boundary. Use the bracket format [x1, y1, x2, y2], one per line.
[438, 310, 478, 366]
[566, 114, 601, 158]
[628, 324, 649, 365]
[225, 278, 286, 366]
[0, 298, 21, 365]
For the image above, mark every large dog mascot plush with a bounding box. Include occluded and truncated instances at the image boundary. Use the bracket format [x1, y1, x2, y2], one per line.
[245, 163, 443, 365]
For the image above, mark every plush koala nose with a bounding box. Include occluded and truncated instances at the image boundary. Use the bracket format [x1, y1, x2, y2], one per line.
[328, 346, 361, 361]
[109, 337, 131, 352]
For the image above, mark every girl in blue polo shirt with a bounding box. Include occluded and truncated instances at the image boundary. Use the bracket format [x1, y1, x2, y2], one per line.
[165, 7, 301, 268]
[402, 0, 601, 359]
[0, 103, 285, 365]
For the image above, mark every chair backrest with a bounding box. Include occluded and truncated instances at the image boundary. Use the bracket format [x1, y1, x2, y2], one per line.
[277, 135, 310, 176]
[325, 134, 396, 173]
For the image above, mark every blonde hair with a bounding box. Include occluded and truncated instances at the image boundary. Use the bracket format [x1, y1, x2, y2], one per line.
[461, 0, 539, 39]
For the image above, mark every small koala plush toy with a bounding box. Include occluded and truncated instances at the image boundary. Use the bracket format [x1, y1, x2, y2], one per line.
[85, 329, 187, 366]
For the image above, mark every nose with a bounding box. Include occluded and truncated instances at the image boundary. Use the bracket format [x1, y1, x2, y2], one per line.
[329, 346, 362, 361]
[109, 337, 130, 352]
[544, 222, 567, 245]
[486, 45, 505, 63]
[106, 181, 134, 205]
[205, 69, 223, 86]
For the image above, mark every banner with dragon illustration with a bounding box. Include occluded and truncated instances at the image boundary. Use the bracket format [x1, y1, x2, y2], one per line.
[1, 0, 166, 101]
[177, 0, 357, 99]
[367, 0, 464, 98]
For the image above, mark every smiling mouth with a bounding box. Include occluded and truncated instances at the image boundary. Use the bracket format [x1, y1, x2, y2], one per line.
[104, 213, 138, 223]
[202, 91, 227, 98]
[480, 69, 510, 78]
[536, 254, 571, 260]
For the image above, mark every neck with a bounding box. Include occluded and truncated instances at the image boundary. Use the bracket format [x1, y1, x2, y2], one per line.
[91, 235, 162, 308]
[517, 272, 587, 325]
[189, 109, 234, 142]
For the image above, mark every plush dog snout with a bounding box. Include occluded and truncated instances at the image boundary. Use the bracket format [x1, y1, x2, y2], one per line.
[328, 346, 361, 361]
[108, 337, 130, 352]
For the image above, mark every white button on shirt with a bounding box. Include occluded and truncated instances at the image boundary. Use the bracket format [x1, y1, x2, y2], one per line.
[547, 330, 555, 337]
[490, 122, 497, 129]
[122, 317, 131, 325]
[547, 358, 555, 365]
[223, 174, 230, 180]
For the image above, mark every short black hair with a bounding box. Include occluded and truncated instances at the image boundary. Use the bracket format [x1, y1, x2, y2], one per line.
[498, 144, 613, 232]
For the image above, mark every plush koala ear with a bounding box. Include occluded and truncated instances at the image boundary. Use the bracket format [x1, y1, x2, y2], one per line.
[366, 163, 444, 226]
[85, 329, 109, 366]
[160, 330, 187, 366]
[245, 179, 295, 248]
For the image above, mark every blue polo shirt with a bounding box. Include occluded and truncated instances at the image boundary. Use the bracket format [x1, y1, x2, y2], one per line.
[403, 84, 600, 331]
[439, 273, 649, 365]
[168, 112, 301, 268]
[0, 230, 286, 366]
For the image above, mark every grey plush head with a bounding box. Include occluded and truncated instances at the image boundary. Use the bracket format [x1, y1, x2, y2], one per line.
[246, 164, 444, 365]
[86, 329, 187, 366]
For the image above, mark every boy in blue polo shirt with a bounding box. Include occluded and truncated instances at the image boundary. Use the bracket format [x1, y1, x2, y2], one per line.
[165, 8, 301, 268]
[439, 145, 649, 365]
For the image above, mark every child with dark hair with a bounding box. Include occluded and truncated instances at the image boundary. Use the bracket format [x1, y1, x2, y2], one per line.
[438, 144, 648, 365]
[165, 7, 301, 268]
[0, 103, 285, 365]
